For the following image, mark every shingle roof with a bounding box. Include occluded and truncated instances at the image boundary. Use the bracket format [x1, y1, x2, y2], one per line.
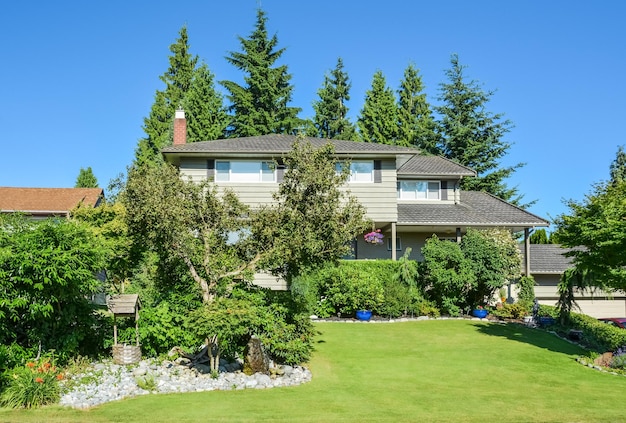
[0, 187, 104, 215]
[519, 244, 575, 273]
[161, 134, 420, 155]
[398, 191, 549, 227]
[397, 155, 476, 177]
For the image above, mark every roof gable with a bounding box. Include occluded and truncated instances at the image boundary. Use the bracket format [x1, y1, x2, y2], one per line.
[397, 155, 476, 177]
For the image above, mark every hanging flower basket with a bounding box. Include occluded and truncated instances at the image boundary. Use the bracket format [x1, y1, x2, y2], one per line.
[364, 229, 384, 245]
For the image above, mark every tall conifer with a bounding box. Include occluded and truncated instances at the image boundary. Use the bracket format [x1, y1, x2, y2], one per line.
[397, 63, 439, 151]
[357, 71, 398, 144]
[134, 26, 197, 165]
[310, 58, 357, 140]
[221, 9, 301, 137]
[436, 54, 524, 204]
[183, 63, 229, 142]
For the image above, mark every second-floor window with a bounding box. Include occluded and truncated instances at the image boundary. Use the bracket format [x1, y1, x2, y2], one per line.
[215, 161, 275, 182]
[398, 180, 440, 200]
[336, 160, 374, 183]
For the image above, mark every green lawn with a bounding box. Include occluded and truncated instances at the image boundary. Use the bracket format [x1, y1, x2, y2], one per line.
[2, 320, 625, 423]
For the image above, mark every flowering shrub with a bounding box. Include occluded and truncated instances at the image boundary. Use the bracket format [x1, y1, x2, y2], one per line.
[364, 229, 384, 245]
[0, 358, 62, 408]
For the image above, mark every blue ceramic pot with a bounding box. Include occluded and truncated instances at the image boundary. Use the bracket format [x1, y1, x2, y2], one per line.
[472, 309, 488, 319]
[356, 310, 372, 321]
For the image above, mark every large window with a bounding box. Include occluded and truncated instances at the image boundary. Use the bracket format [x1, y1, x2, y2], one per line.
[215, 161, 275, 182]
[336, 160, 374, 183]
[398, 180, 440, 200]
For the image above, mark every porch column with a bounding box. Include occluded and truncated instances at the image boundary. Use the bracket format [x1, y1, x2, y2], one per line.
[456, 227, 462, 243]
[524, 228, 531, 276]
[391, 222, 397, 261]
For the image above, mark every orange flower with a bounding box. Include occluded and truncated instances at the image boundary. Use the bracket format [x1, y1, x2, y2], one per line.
[35, 377, 44, 384]
[56, 373, 64, 381]
[43, 362, 51, 370]
[26, 362, 36, 368]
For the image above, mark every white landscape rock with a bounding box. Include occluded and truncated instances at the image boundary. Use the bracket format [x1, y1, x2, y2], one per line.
[59, 358, 311, 409]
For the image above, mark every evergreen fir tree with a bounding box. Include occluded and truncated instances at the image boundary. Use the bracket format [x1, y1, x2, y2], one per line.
[134, 26, 198, 165]
[183, 62, 229, 142]
[397, 63, 439, 152]
[75, 167, 98, 188]
[609, 145, 626, 185]
[436, 54, 525, 204]
[221, 9, 302, 137]
[357, 70, 398, 144]
[310, 58, 357, 140]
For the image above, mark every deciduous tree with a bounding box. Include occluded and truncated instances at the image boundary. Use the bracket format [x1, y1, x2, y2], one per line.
[122, 138, 368, 303]
[0, 215, 108, 359]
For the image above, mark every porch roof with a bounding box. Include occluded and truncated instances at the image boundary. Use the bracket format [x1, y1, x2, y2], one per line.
[397, 191, 549, 231]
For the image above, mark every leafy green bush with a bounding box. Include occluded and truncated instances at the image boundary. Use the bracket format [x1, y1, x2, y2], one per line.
[315, 264, 385, 315]
[489, 303, 527, 319]
[186, 287, 314, 365]
[132, 301, 198, 357]
[293, 259, 425, 318]
[0, 358, 62, 409]
[567, 312, 626, 351]
[0, 215, 110, 361]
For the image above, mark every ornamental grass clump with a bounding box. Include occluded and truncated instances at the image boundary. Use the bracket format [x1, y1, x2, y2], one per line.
[0, 358, 62, 409]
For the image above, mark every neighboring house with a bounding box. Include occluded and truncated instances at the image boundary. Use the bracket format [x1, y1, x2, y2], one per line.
[0, 187, 104, 219]
[519, 244, 626, 318]
[162, 110, 549, 290]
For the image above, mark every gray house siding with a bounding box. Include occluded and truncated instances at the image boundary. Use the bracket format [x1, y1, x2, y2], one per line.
[343, 159, 397, 221]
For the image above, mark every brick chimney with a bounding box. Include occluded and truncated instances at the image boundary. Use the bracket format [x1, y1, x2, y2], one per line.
[173, 108, 187, 145]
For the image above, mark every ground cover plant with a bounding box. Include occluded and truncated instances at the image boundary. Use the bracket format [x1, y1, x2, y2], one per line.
[2, 320, 625, 423]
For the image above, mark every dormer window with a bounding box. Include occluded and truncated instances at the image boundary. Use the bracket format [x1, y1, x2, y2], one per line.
[215, 161, 276, 182]
[398, 180, 440, 200]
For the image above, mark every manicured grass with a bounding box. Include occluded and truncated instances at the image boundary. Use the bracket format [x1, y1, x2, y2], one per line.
[2, 320, 625, 422]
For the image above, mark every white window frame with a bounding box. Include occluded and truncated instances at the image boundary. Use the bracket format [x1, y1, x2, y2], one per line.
[336, 160, 374, 183]
[398, 180, 440, 200]
[387, 237, 402, 251]
[215, 160, 276, 183]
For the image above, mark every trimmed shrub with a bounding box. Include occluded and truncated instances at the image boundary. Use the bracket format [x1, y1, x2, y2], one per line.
[294, 260, 425, 318]
[567, 312, 626, 351]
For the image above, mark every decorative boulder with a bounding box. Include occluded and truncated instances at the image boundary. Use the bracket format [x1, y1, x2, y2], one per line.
[243, 336, 269, 375]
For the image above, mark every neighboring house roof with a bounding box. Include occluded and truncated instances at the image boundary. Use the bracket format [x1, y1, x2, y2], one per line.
[519, 244, 575, 274]
[397, 155, 476, 177]
[161, 134, 420, 156]
[0, 187, 104, 216]
[397, 191, 549, 230]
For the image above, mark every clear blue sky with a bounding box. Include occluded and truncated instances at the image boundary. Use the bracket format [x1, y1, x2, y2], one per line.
[1, 1, 624, 227]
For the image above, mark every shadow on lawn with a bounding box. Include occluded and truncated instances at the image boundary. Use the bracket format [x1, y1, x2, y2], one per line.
[472, 322, 583, 355]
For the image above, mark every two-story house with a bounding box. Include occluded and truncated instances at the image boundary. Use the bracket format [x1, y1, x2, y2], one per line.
[162, 110, 549, 290]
